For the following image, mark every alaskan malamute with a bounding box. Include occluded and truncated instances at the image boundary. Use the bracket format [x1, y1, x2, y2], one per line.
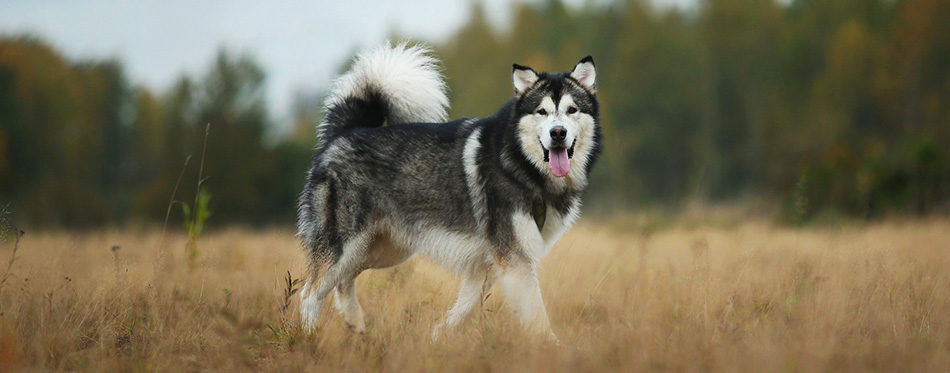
[297, 43, 601, 341]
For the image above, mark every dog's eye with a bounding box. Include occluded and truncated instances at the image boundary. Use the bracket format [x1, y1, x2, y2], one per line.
[567, 107, 578, 114]
[536, 108, 547, 115]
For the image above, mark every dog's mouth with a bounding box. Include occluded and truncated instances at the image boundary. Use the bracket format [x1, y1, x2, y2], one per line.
[541, 140, 575, 178]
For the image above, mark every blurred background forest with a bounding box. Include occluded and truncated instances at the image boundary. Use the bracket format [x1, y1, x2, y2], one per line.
[1, 0, 949, 228]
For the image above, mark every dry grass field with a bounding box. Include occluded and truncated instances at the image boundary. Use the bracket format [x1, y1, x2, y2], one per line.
[0, 218, 948, 371]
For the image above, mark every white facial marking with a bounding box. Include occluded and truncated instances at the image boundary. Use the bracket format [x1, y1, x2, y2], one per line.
[532, 95, 584, 150]
[517, 92, 597, 190]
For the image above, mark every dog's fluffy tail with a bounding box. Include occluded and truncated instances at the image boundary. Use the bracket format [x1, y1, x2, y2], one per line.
[318, 42, 449, 141]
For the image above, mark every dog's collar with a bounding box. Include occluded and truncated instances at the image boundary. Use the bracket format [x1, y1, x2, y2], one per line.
[532, 198, 546, 231]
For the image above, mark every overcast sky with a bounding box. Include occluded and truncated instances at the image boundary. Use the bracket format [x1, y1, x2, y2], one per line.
[0, 0, 695, 132]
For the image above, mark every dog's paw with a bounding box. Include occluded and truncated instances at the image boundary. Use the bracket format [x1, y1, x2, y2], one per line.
[343, 312, 366, 334]
[345, 322, 366, 334]
[430, 324, 444, 342]
[431, 320, 458, 342]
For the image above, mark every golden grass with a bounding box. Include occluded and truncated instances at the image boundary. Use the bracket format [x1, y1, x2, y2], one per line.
[0, 218, 949, 371]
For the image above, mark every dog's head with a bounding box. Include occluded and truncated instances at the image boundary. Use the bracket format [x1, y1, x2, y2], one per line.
[512, 57, 599, 181]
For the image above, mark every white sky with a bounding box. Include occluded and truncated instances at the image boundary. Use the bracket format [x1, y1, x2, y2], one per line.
[0, 0, 695, 133]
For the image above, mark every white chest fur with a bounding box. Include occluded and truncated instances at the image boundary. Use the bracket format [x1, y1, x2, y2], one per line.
[512, 200, 580, 263]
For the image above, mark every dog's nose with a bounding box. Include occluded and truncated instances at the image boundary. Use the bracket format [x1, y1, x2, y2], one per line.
[550, 126, 567, 142]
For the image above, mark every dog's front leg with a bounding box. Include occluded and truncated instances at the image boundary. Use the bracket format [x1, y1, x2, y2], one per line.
[498, 264, 558, 342]
[432, 274, 492, 340]
[492, 212, 559, 342]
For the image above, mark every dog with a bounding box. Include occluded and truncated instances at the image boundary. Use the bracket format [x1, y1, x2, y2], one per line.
[297, 43, 601, 341]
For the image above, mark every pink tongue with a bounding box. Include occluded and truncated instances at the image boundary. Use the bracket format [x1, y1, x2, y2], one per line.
[548, 148, 571, 178]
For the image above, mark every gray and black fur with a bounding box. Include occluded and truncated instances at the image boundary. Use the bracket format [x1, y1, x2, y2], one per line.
[297, 43, 601, 340]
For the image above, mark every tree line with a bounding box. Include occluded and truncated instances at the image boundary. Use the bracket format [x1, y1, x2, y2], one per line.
[0, 38, 311, 227]
[1, 0, 949, 228]
[438, 0, 950, 221]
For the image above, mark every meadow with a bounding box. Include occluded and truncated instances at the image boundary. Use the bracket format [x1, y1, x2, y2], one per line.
[0, 217, 948, 371]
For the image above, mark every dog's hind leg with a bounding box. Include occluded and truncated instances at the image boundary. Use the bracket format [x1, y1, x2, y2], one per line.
[300, 234, 369, 332]
[333, 270, 366, 333]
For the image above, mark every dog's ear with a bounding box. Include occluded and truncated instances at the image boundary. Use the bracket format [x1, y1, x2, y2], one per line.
[512, 64, 538, 96]
[571, 56, 596, 92]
